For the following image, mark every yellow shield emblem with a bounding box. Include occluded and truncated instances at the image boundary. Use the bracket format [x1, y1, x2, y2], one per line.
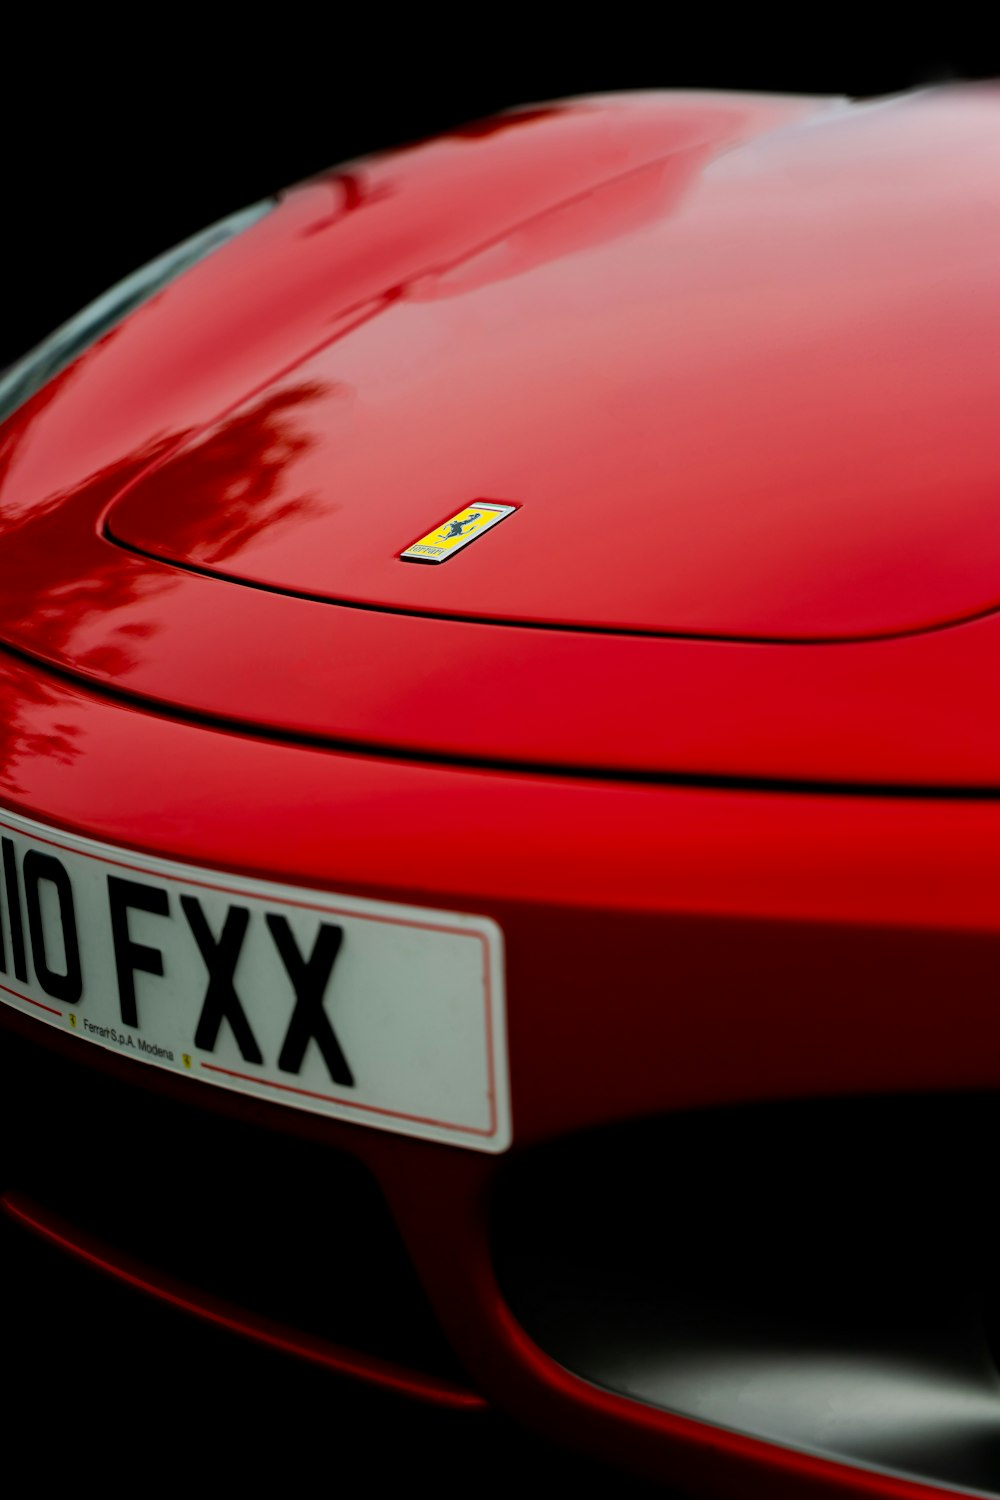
[400, 502, 516, 563]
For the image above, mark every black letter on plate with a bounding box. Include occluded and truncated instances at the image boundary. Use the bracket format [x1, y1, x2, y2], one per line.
[108, 876, 169, 1028]
[181, 896, 262, 1064]
[267, 915, 352, 1085]
[24, 851, 83, 1005]
[1, 837, 28, 982]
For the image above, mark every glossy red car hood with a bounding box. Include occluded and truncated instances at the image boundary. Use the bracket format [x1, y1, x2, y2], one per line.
[3, 87, 1000, 788]
[107, 90, 1000, 644]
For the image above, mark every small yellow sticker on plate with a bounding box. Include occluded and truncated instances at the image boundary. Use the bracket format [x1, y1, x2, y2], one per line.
[401, 502, 516, 563]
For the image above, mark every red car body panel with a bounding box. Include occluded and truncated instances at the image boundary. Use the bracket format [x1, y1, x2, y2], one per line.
[108, 94, 1000, 646]
[2, 87, 1000, 791]
[0, 651, 999, 1138]
[2, 86, 1000, 1498]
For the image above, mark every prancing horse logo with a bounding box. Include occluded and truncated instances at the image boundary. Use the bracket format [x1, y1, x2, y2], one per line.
[439, 511, 482, 539]
[400, 502, 517, 563]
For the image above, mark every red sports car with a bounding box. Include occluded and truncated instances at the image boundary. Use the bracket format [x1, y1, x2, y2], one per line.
[2, 85, 1000, 1498]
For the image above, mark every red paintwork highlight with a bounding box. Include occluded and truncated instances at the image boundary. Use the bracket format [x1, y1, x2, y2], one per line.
[0, 806, 484, 939]
[0, 1190, 486, 1413]
[5, 90, 1000, 787]
[107, 90, 1000, 645]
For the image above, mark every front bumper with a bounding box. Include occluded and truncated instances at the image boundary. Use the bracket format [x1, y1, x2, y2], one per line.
[1, 649, 999, 1498]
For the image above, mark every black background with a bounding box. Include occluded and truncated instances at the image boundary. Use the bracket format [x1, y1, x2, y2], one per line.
[4, 20, 1000, 369]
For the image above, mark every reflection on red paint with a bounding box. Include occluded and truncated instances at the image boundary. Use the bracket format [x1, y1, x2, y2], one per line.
[1, 1191, 486, 1412]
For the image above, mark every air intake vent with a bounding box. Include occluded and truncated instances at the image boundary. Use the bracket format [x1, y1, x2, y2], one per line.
[495, 1094, 1000, 1496]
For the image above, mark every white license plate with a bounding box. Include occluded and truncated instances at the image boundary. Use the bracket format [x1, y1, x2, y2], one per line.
[0, 807, 510, 1152]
